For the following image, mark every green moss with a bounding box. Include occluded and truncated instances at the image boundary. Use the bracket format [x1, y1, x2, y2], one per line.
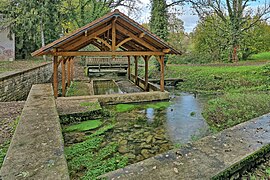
[145, 101, 171, 109]
[64, 120, 102, 132]
[80, 101, 102, 112]
[87, 124, 115, 138]
[66, 81, 91, 97]
[115, 104, 136, 112]
[115, 101, 170, 113]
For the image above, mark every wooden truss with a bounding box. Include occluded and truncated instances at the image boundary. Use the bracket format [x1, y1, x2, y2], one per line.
[32, 9, 181, 98]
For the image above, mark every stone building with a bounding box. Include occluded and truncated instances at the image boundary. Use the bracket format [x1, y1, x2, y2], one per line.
[0, 14, 15, 61]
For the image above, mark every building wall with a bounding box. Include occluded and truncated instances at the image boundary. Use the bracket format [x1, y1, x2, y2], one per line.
[0, 28, 15, 61]
[0, 63, 53, 102]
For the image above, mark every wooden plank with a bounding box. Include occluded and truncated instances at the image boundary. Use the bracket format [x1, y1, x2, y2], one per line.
[53, 56, 58, 98]
[116, 24, 159, 52]
[127, 56, 131, 80]
[67, 57, 71, 87]
[54, 51, 165, 56]
[61, 59, 66, 96]
[159, 56, 165, 92]
[134, 56, 138, 85]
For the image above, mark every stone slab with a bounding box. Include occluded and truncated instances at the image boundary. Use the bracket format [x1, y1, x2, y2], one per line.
[100, 113, 270, 179]
[57, 91, 170, 106]
[56, 98, 101, 116]
[0, 84, 69, 180]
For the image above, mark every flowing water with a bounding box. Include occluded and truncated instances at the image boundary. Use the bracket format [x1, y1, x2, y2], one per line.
[63, 88, 213, 179]
[144, 91, 210, 144]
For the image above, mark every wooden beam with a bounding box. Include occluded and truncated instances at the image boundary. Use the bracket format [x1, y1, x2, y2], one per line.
[61, 59, 66, 96]
[94, 37, 112, 50]
[116, 24, 158, 52]
[163, 49, 171, 53]
[112, 18, 116, 51]
[127, 56, 131, 80]
[64, 25, 112, 50]
[139, 32, 145, 38]
[116, 37, 132, 49]
[67, 57, 71, 87]
[159, 56, 165, 92]
[54, 51, 165, 56]
[53, 56, 58, 98]
[143, 56, 150, 91]
[134, 56, 138, 86]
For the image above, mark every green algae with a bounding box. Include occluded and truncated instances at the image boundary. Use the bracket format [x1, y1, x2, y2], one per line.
[145, 101, 171, 109]
[115, 101, 171, 113]
[115, 104, 136, 112]
[64, 120, 102, 132]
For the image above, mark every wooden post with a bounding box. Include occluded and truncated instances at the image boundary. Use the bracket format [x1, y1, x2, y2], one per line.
[71, 57, 74, 81]
[144, 56, 150, 91]
[159, 56, 165, 92]
[61, 59, 66, 96]
[67, 57, 71, 87]
[127, 56, 131, 80]
[53, 56, 58, 98]
[134, 56, 138, 85]
[112, 18, 116, 51]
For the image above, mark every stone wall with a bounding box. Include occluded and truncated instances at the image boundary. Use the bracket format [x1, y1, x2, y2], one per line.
[0, 62, 53, 102]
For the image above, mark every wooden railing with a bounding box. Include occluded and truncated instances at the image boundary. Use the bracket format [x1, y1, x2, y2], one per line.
[85, 57, 128, 66]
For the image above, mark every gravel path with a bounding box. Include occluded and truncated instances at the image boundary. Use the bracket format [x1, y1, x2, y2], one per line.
[0, 101, 25, 144]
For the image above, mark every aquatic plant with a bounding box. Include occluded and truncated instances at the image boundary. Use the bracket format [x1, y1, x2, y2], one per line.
[64, 120, 102, 132]
[65, 124, 128, 179]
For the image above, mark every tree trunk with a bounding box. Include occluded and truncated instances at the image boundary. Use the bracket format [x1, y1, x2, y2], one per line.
[40, 19, 46, 61]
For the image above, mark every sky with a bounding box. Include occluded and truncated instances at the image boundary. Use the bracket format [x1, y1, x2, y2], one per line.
[120, 0, 199, 33]
[120, 0, 268, 33]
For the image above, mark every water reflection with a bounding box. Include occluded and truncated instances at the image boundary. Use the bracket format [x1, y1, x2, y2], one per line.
[93, 80, 123, 95]
[144, 92, 210, 144]
[165, 93, 209, 144]
[145, 108, 155, 123]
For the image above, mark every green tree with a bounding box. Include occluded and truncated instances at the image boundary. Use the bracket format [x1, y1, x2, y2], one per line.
[150, 0, 169, 69]
[150, 0, 169, 41]
[192, 15, 270, 62]
[1, 0, 63, 59]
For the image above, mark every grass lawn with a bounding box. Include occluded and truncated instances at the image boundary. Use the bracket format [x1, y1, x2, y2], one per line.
[0, 60, 48, 74]
[250, 52, 270, 61]
[166, 65, 269, 93]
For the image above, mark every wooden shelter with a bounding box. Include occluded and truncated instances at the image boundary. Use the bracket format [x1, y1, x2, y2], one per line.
[32, 9, 181, 98]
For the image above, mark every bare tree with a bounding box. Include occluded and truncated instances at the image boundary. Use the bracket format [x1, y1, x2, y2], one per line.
[168, 0, 270, 62]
